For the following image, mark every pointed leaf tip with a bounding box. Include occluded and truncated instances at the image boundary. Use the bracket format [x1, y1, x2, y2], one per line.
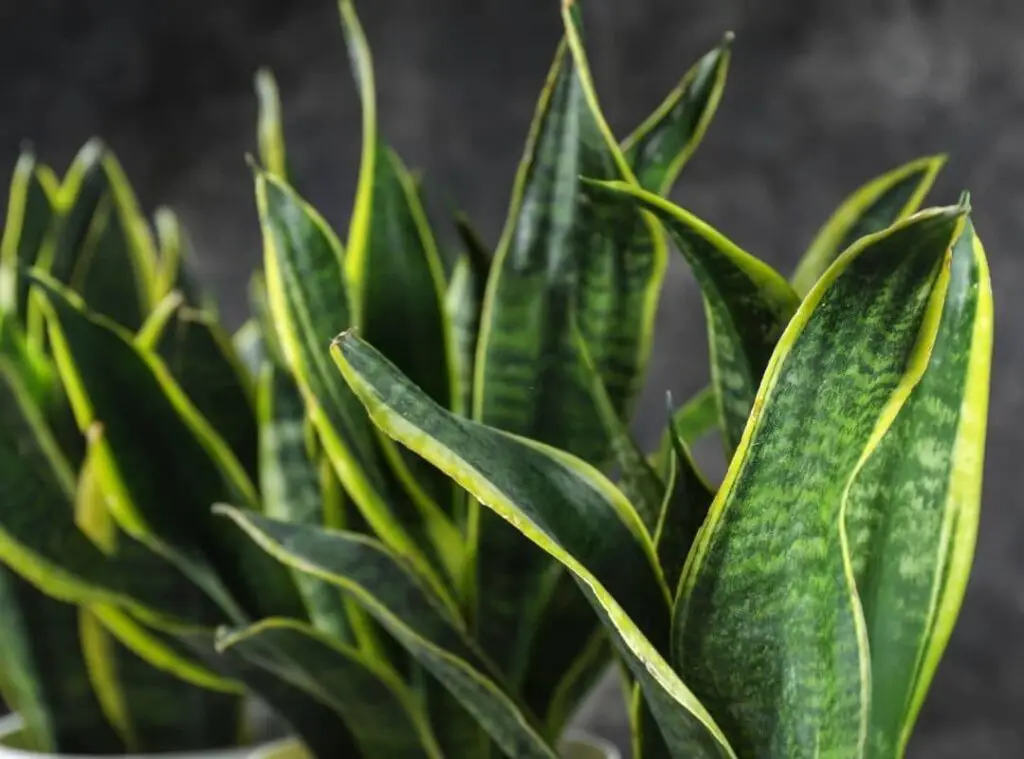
[721, 30, 735, 46]
[958, 190, 972, 213]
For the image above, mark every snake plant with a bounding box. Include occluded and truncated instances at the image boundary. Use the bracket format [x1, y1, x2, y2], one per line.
[0, 0, 991, 758]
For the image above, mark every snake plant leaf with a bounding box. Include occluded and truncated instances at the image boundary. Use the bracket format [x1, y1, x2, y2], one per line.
[655, 404, 715, 591]
[576, 329, 663, 533]
[153, 207, 210, 312]
[0, 358, 221, 627]
[470, 0, 666, 685]
[139, 293, 259, 483]
[255, 68, 292, 182]
[674, 205, 966, 758]
[0, 568, 124, 754]
[256, 170, 457, 600]
[447, 214, 491, 418]
[844, 218, 992, 758]
[73, 440, 245, 753]
[207, 641, 363, 759]
[0, 312, 53, 411]
[621, 32, 732, 195]
[218, 619, 444, 759]
[0, 151, 58, 319]
[218, 508, 558, 759]
[584, 180, 800, 455]
[654, 387, 718, 470]
[331, 333, 735, 759]
[791, 154, 946, 297]
[338, 0, 459, 532]
[31, 274, 304, 623]
[258, 363, 351, 640]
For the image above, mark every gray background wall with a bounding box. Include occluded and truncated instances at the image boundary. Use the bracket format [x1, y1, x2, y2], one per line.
[2, 0, 1021, 755]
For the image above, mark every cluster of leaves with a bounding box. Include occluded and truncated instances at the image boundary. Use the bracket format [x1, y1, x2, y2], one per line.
[0, 1, 992, 758]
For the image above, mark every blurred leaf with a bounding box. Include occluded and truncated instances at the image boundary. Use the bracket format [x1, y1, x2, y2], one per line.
[258, 363, 351, 640]
[140, 293, 259, 483]
[331, 332, 733, 759]
[218, 619, 444, 759]
[845, 218, 992, 757]
[0, 151, 58, 319]
[31, 275, 303, 623]
[255, 68, 292, 182]
[622, 33, 732, 195]
[0, 568, 124, 754]
[791, 155, 946, 297]
[219, 508, 559, 759]
[154, 207, 211, 312]
[584, 180, 799, 456]
[255, 170, 458, 602]
[674, 206, 965, 757]
[654, 388, 717, 469]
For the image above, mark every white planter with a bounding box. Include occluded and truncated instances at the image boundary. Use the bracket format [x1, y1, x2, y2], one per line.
[0, 714, 259, 759]
[247, 728, 621, 759]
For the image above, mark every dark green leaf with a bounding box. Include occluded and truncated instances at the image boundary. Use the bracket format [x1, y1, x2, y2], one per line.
[471, 0, 666, 686]
[622, 33, 732, 195]
[331, 332, 734, 759]
[218, 508, 558, 759]
[583, 180, 799, 455]
[655, 406, 714, 591]
[140, 294, 259, 483]
[218, 619, 444, 759]
[154, 207, 212, 313]
[31, 275, 303, 623]
[0, 568, 124, 754]
[845, 218, 992, 757]
[0, 151, 58, 319]
[791, 155, 946, 297]
[674, 206, 966, 757]
[255, 171, 458, 601]
[258, 363, 351, 640]
[446, 214, 491, 418]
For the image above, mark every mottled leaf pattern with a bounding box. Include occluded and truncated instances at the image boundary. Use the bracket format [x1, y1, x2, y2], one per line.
[331, 333, 734, 759]
[622, 33, 732, 195]
[585, 181, 799, 454]
[844, 219, 992, 757]
[791, 155, 946, 296]
[674, 206, 965, 758]
[219, 508, 559, 759]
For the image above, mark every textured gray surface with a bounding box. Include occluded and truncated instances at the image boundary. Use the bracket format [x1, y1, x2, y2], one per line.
[2, 0, 1022, 755]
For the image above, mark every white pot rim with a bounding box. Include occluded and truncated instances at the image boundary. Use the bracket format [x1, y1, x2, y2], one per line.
[0, 714, 259, 759]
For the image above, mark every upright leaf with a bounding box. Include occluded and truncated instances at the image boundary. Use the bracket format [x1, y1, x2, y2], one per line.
[584, 181, 799, 455]
[0, 568, 123, 754]
[31, 275, 303, 623]
[219, 619, 444, 759]
[622, 33, 732, 195]
[255, 68, 292, 182]
[470, 0, 666, 684]
[141, 294, 259, 482]
[674, 206, 965, 758]
[0, 151, 57, 318]
[655, 406, 715, 590]
[154, 207, 210, 312]
[844, 218, 992, 757]
[791, 155, 946, 296]
[446, 214, 491, 417]
[219, 509, 559, 759]
[0, 358, 214, 625]
[338, 0, 460, 530]
[256, 171, 456, 602]
[331, 333, 735, 759]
